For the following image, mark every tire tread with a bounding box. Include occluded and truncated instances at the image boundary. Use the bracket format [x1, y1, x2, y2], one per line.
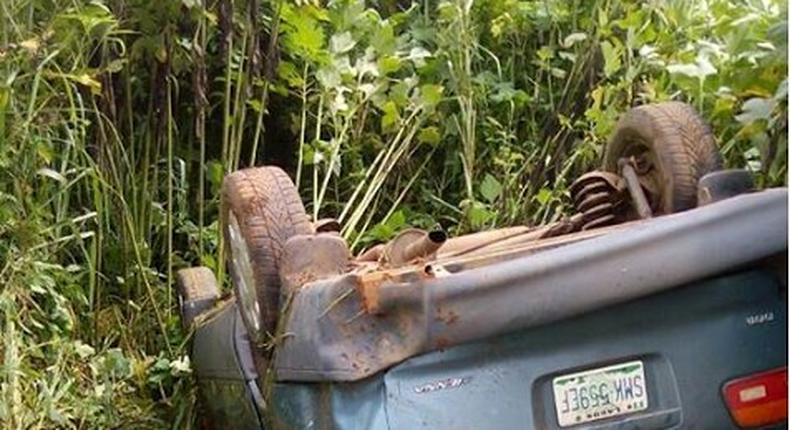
[221, 166, 311, 337]
[604, 102, 722, 212]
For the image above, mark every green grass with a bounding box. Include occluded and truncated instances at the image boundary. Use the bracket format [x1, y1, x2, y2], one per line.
[0, 0, 785, 428]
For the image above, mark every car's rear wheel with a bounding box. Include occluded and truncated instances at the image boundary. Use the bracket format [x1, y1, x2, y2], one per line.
[604, 101, 722, 214]
[221, 166, 312, 344]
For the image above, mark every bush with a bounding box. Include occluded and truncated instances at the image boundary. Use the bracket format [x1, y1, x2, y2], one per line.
[0, 0, 785, 427]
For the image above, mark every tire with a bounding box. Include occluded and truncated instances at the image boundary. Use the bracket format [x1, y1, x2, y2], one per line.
[604, 102, 722, 214]
[222, 166, 311, 344]
[176, 267, 220, 327]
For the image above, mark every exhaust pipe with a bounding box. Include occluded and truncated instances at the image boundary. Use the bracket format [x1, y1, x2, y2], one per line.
[401, 229, 447, 263]
[373, 228, 448, 265]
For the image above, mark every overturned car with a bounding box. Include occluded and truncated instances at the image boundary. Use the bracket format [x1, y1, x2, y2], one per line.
[178, 102, 788, 429]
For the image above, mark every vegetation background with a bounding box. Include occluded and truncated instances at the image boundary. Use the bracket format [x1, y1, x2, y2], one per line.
[0, 0, 786, 427]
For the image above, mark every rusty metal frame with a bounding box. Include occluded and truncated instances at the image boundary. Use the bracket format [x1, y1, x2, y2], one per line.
[273, 189, 787, 382]
[619, 157, 654, 219]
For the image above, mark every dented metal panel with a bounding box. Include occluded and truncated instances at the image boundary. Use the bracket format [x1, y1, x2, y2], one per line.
[273, 189, 788, 382]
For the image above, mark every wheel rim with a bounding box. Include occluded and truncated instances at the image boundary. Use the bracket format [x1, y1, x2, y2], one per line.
[227, 211, 263, 337]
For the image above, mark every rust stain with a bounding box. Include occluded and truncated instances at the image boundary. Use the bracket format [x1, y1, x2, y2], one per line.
[434, 306, 460, 325]
[354, 271, 393, 315]
[357, 244, 384, 262]
[434, 336, 452, 351]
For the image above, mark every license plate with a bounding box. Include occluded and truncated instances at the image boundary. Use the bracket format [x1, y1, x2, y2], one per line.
[552, 360, 648, 427]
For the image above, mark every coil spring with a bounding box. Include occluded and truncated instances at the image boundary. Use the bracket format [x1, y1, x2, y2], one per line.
[569, 171, 623, 230]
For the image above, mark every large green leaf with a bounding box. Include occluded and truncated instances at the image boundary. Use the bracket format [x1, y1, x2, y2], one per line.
[282, 5, 326, 62]
[330, 31, 356, 54]
[479, 174, 502, 203]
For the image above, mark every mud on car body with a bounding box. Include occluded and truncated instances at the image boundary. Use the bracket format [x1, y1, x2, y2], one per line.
[178, 103, 788, 430]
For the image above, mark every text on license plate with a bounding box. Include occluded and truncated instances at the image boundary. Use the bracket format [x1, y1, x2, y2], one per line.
[552, 360, 648, 427]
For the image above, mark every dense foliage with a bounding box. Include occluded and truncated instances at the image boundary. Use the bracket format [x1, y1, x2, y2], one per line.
[0, 0, 786, 427]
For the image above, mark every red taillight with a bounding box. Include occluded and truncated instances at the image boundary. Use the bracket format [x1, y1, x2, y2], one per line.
[723, 367, 787, 428]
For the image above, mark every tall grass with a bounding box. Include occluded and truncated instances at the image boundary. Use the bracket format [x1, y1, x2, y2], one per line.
[0, 0, 267, 426]
[0, 0, 785, 428]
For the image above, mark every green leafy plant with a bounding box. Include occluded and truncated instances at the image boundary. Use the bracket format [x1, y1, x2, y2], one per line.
[0, 0, 785, 427]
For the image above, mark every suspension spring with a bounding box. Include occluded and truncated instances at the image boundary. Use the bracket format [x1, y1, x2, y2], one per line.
[569, 171, 626, 230]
